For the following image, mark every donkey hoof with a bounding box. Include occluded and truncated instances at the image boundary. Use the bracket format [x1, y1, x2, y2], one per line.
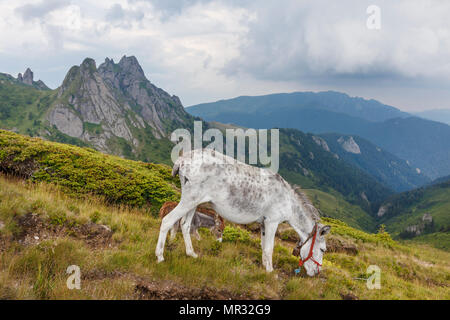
[187, 252, 198, 259]
[156, 256, 165, 263]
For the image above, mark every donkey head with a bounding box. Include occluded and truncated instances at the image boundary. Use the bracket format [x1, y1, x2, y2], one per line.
[292, 224, 331, 276]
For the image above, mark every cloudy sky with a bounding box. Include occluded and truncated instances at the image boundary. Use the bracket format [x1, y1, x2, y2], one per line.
[0, 0, 449, 111]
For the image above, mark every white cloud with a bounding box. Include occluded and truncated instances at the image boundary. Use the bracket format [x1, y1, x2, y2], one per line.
[0, 0, 449, 110]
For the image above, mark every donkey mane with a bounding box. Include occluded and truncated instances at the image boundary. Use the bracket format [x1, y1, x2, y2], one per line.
[292, 185, 320, 223]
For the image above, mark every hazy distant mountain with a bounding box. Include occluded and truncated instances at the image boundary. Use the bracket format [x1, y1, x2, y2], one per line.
[188, 91, 410, 122]
[187, 93, 450, 180]
[414, 109, 450, 125]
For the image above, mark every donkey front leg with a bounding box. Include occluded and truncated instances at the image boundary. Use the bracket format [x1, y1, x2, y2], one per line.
[260, 223, 267, 267]
[262, 221, 278, 272]
[180, 208, 198, 258]
[155, 202, 194, 263]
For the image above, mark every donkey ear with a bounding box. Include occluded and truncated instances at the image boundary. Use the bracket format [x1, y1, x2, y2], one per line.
[320, 225, 331, 237]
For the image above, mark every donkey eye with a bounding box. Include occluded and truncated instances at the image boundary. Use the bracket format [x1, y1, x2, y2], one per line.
[320, 248, 326, 253]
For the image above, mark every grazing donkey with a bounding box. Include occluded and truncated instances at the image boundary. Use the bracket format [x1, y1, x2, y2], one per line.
[159, 201, 225, 241]
[155, 149, 330, 276]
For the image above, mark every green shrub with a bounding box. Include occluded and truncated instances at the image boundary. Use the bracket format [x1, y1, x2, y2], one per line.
[322, 217, 396, 247]
[0, 130, 180, 214]
[90, 211, 101, 223]
[222, 226, 251, 244]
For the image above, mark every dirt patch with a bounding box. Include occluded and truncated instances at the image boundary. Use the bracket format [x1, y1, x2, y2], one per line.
[340, 292, 359, 300]
[14, 213, 63, 246]
[244, 222, 261, 233]
[82, 269, 129, 281]
[135, 280, 253, 300]
[72, 222, 113, 247]
[79, 271, 257, 300]
[244, 223, 301, 243]
[0, 156, 39, 179]
[327, 237, 358, 255]
[13, 213, 114, 248]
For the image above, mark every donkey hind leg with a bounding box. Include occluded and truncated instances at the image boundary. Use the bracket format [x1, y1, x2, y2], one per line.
[169, 221, 180, 241]
[180, 208, 198, 258]
[194, 228, 201, 241]
[155, 202, 195, 263]
[262, 221, 278, 272]
[214, 214, 223, 242]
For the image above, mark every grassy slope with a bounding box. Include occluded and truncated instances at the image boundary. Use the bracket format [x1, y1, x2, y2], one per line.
[0, 130, 179, 213]
[0, 76, 56, 136]
[0, 175, 448, 300]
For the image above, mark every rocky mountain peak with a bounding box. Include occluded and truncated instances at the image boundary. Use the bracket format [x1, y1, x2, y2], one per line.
[17, 68, 34, 85]
[23, 68, 33, 85]
[80, 58, 97, 74]
[98, 56, 145, 88]
[118, 55, 145, 78]
[15, 68, 49, 90]
[48, 55, 194, 159]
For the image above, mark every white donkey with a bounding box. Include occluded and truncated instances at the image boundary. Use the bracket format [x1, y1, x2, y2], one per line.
[155, 149, 331, 276]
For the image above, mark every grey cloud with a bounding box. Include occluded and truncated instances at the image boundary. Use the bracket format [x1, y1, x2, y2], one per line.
[15, 0, 71, 21]
[106, 4, 125, 21]
[129, 0, 216, 17]
[106, 3, 144, 23]
[223, 0, 450, 88]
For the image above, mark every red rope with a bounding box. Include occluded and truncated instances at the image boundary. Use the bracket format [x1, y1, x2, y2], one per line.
[298, 224, 322, 274]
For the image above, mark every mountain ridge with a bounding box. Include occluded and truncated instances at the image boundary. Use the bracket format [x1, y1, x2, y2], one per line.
[187, 93, 450, 180]
[0, 56, 196, 164]
[188, 91, 410, 122]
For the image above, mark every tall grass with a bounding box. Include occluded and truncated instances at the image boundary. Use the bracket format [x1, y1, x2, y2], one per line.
[0, 175, 449, 300]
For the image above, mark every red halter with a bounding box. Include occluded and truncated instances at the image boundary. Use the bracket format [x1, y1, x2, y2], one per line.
[298, 224, 322, 274]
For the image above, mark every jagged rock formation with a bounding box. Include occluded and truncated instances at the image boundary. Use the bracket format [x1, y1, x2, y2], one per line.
[17, 68, 49, 90]
[338, 136, 361, 154]
[46, 56, 194, 158]
[22, 68, 33, 85]
[312, 135, 330, 152]
[402, 213, 434, 237]
[98, 56, 188, 138]
[377, 204, 390, 217]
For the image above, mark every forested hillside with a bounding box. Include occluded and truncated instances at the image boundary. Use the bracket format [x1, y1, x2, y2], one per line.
[319, 133, 429, 192]
[377, 178, 450, 250]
